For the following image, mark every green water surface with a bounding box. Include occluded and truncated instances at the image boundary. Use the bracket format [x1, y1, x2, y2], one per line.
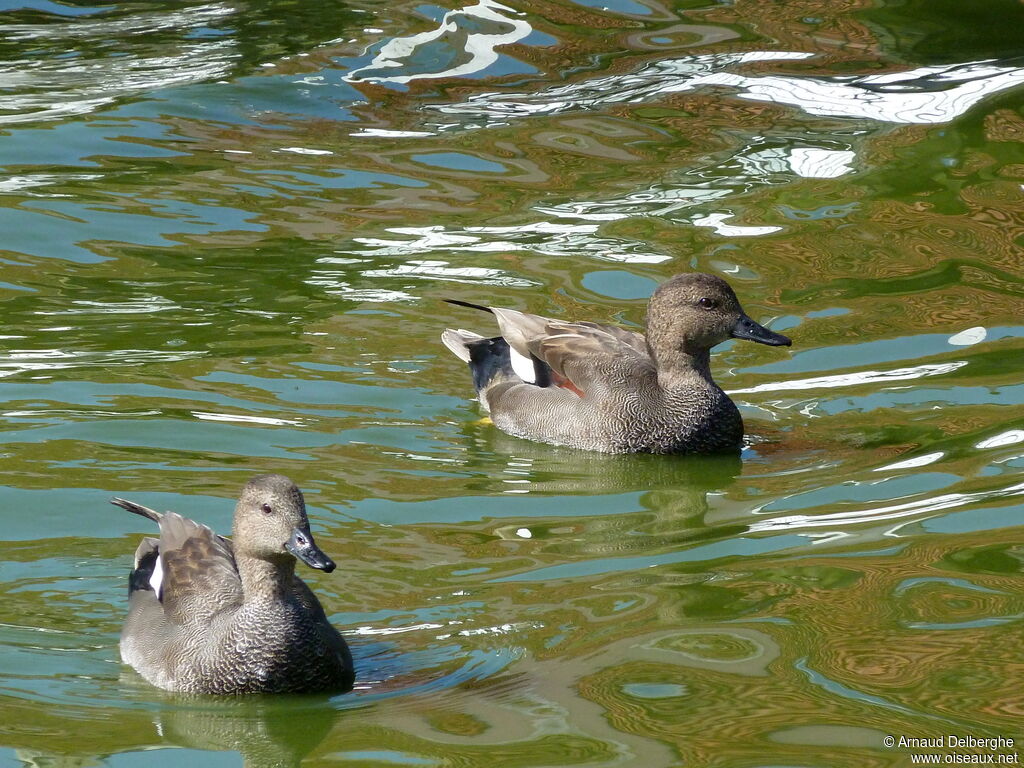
[1, 0, 1023, 766]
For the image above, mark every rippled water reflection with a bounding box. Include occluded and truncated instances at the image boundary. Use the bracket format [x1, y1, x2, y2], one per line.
[1, 0, 1024, 765]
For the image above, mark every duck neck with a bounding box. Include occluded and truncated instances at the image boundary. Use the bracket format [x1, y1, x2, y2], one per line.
[236, 553, 295, 602]
[651, 343, 714, 390]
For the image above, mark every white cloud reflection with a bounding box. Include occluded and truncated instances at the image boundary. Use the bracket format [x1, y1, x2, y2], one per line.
[716, 60, 1024, 124]
[786, 148, 856, 178]
[433, 51, 1024, 126]
[976, 430, 1024, 450]
[749, 480, 1024, 535]
[0, 4, 238, 125]
[347, 0, 532, 84]
[341, 223, 670, 263]
[691, 213, 781, 237]
[362, 259, 537, 286]
[0, 348, 204, 377]
[729, 361, 968, 394]
[873, 452, 945, 472]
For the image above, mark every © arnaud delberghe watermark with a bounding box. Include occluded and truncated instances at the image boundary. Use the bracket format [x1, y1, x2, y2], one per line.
[883, 734, 1018, 764]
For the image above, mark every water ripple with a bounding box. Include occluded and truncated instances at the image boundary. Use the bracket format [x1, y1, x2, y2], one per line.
[0, 348, 205, 377]
[432, 52, 1024, 126]
[0, 4, 239, 125]
[347, 0, 532, 85]
[729, 361, 968, 394]
[749, 481, 1024, 535]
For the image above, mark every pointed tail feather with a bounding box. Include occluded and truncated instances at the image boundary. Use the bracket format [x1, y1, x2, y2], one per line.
[444, 298, 493, 314]
[111, 497, 163, 523]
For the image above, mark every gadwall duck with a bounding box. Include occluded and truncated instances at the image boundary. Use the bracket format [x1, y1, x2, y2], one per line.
[113, 474, 354, 694]
[441, 273, 791, 454]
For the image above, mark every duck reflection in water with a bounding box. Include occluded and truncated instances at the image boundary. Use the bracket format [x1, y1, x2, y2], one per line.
[459, 427, 748, 557]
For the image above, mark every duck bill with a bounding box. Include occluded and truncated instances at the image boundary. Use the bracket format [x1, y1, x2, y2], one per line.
[286, 528, 336, 573]
[731, 314, 791, 347]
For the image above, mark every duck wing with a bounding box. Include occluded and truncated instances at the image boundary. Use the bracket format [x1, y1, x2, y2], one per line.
[573, 320, 649, 356]
[156, 512, 242, 625]
[527, 321, 655, 397]
[113, 498, 242, 626]
[486, 308, 649, 364]
[445, 300, 653, 394]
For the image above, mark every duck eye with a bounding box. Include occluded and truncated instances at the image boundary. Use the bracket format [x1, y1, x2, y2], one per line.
[698, 297, 718, 310]
[261, 503, 273, 515]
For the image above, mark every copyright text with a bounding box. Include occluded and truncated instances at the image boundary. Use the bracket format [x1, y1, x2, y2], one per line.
[884, 734, 1018, 764]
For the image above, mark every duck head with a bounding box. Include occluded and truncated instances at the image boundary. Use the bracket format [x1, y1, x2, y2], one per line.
[232, 474, 336, 572]
[646, 273, 791, 361]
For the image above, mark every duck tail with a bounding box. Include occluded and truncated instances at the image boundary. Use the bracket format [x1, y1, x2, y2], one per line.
[442, 328, 517, 391]
[466, 336, 517, 393]
[441, 328, 482, 363]
[128, 538, 161, 596]
[111, 497, 163, 523]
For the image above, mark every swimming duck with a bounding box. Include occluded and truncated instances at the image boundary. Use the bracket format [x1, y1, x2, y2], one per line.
[441, 272, 791, 454]
[113, 474, 354, 694]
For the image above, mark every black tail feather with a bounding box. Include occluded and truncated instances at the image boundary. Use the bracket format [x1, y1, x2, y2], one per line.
[111, 497, 162, 523]
[444, 298, 493, 314]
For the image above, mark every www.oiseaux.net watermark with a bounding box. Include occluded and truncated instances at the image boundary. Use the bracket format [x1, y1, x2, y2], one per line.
[884, 735, 1018, 764]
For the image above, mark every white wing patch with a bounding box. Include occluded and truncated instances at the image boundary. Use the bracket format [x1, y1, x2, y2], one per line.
[508, 345, 536, 383]
[149, 555, 164, 598]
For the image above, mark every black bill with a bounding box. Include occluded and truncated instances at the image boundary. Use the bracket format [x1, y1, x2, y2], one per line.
[731, 314, 792, 347]
[286, 527, 336, 572]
